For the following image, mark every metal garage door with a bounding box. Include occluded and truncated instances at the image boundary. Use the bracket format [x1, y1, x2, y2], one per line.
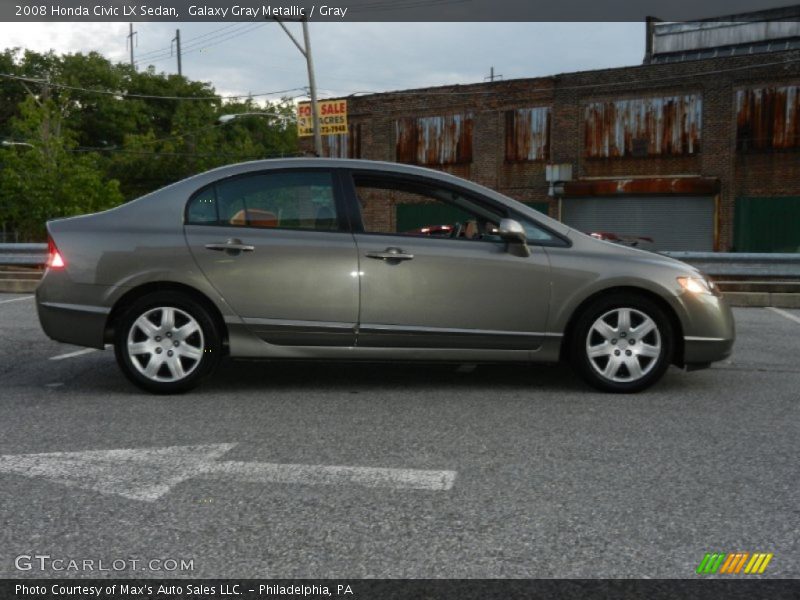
[561, 196, 715, 251]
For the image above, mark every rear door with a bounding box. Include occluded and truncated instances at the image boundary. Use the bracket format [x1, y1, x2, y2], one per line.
[184, 169, 359, 346]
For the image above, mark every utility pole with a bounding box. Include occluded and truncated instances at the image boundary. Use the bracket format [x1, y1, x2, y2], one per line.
[127, 23, 137, 69]
[273, 17, 322, 157]
[485, 66, 503, 82]
[172, 29, 182, 76]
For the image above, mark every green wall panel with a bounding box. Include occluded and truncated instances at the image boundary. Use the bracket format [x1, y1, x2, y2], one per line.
[734, 197, 800, 253]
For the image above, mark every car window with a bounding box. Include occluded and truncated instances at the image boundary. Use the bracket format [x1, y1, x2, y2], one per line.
[353, 174, 502, 241]
[186, 171, 339, 231]
[186, 186, 217, 224]
[517, 216, 558, 242]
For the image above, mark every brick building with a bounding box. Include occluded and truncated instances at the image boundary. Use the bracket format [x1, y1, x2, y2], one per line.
[304, 8, 800, 252]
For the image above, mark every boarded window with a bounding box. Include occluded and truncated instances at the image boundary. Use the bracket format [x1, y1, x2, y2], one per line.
[505, 107, 551, 161]
[736, 86, 800, 151]
[395, 114, 473, 165]
[584, 95, 702, 158]
[322, 123, 362, 158]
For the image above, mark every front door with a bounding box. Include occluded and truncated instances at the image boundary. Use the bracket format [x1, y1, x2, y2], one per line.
[184, 169, 359, 346]
[344, 171, 553, 349]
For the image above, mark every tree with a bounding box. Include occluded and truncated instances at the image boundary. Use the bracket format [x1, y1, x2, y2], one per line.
[0, 96, 122, 240]
[0, 48, 300, 238]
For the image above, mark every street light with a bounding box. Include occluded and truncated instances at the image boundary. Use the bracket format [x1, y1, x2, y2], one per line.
[217, 113, 292, 128]
[1, 141, 34, 148]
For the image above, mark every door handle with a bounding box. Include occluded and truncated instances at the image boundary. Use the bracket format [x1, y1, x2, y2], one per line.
[366, 247, 414, 261]
[204, 239, 255, 253]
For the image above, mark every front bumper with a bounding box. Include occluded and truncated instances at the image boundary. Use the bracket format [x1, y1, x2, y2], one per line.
[677, 291, 735, 366]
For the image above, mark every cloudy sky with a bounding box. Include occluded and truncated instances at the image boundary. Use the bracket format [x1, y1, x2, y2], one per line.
[0, 21, 646, 100]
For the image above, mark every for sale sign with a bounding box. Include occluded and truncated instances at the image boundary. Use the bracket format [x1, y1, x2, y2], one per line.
[296, 100, 348, 136]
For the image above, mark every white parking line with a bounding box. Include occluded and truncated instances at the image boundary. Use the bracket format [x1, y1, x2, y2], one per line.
[0, 444, 457, 501]
[0, 295, 33, 304]
[50, 348, 98, 361]
[767, 307, 800, 326]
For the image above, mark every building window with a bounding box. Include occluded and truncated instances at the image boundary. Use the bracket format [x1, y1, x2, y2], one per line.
[584, 94, 702, 158]
[505, 107, 551, 161]
[322, 123, 362, 158]
[395, 114, 473, 165]
[736, 86, 800, 151]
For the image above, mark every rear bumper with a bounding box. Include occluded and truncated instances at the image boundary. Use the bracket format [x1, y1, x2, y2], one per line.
[35, 272, 110, 349]
[36, 299, 109, 349]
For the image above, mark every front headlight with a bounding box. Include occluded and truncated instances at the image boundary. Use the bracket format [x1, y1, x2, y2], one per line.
[677, 275, 719, 296]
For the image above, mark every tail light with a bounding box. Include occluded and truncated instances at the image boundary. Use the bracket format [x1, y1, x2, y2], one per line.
[47, 235, 65, 269]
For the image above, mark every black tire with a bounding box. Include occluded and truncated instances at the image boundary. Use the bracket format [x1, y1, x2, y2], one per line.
[114, 291, 222, 394]
[570, 292, 674, 393]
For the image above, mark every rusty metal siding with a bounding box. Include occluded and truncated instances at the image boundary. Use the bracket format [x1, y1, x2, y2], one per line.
[736, 86, 800, 151]
[322, 123, 361, 158]
[505, 107, 550, 161]
[584, 95, 702, 158]
[395, 114, 473, 165]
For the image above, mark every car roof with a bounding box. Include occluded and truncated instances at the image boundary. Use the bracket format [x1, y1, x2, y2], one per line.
[192, 157, 464, 183]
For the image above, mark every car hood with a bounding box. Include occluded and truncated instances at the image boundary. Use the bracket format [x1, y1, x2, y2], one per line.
[564, 227, 703, 275]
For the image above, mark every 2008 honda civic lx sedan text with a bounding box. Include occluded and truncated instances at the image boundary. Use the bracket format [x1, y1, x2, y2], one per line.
[36, 158, 734, 394]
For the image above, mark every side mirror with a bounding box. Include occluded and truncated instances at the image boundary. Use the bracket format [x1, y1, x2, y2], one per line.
[498, 218, 530, 257]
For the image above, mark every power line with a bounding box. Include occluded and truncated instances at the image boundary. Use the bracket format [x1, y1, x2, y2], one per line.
[139, 23, 261, 62]
[138, 23, 266, 66]
[0, 73, 306, 101]
[135, 22, 245, 60]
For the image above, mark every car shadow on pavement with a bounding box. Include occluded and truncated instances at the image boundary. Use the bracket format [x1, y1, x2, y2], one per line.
[202, 360, 588, 394]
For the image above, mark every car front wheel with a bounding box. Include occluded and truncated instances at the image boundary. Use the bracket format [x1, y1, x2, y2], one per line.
[571, 293, 674, 393]
[114, 292, 221, 394]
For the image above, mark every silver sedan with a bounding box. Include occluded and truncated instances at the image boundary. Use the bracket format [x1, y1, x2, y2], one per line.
[36, 159, 734, 394]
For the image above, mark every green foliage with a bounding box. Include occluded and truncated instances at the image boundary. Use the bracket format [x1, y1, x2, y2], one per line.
[0, 48, 299, 240]
[0, 96, 123, 240]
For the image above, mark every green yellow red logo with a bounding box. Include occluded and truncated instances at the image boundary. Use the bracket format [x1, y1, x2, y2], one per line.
[696, 552, 773, 575]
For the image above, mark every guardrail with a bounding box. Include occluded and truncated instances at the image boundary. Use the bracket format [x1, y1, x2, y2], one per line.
[0, 244, 799, 277]
[661, 252, 800, 278]
[0, 243, 47, 266]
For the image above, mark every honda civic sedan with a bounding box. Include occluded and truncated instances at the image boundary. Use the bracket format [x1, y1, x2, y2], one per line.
[36, 158, 734, 394]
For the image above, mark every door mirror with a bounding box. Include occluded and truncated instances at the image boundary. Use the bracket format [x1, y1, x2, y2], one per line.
[498, 219, 530, 257]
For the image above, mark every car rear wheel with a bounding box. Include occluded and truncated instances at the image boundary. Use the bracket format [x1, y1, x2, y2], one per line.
[114, 292, 221, 394]
[571, 293, 673, 393]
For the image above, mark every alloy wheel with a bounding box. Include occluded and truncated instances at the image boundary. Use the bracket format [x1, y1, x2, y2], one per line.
[126, 306, 205, 383]
[585, 307, 662, 383]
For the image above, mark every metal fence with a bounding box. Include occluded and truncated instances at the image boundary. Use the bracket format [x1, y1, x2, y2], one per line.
[0, 243, 47, 266]
[1, 244, 799, 277]
[661, 251, 800, 278]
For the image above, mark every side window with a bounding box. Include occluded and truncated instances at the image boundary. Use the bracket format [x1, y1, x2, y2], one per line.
[517, 216, 558, 243]
[186, 186, 217, 224]
[353, 174, 502, 241]
[186, 171, 339, 231]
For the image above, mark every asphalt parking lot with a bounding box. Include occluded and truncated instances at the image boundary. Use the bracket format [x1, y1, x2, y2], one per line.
[0, 293, 798, 579]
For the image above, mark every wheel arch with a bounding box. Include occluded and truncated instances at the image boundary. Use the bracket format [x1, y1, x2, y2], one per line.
[103, 282, 229, 354]
[559, 286, 685, 366]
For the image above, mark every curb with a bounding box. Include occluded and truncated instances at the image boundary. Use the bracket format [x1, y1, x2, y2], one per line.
[723, 292, 800, 308]
[0, 280, 39, 293]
